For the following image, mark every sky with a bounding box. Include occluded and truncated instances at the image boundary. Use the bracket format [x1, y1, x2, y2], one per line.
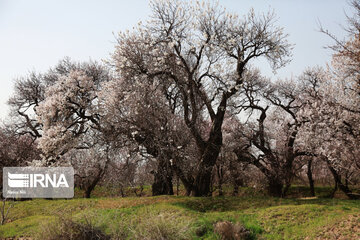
[0, 0, 354, 120]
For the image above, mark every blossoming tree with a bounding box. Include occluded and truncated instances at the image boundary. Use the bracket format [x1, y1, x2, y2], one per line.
[110, 0, 291, 196]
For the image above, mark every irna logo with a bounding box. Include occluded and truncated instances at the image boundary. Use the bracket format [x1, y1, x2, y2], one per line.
[3, 167, 74, 198]
[8, 172, 69, 188]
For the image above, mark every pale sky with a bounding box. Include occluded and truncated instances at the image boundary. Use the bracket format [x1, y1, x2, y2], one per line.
[0, 0, 353, 120]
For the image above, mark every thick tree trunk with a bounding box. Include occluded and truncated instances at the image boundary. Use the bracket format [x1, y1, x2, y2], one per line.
[193, 126, 223, 196]
[82, 159, 109, 198]
[268, 178, 283, 197]
[307, 159, 315, 197]
[152, 174, 173, 196]
[133, 134, 173, 196]
[193, 146, 221, 196]
[83, 173, 103, 198]
[152, 159, 173, 196]
[281, 153, 297, 198]
[193, 165, 214, 196]
[250, 157, 284, 198]
[189, 93, 226, 197]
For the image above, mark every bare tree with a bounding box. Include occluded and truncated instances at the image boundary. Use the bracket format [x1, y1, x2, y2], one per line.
[0, 194, 16, 225]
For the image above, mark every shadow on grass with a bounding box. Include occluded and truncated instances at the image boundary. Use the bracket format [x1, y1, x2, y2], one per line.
[171, 195, 360, 213]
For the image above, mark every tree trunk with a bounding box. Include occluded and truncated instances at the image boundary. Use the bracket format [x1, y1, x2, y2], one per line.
[185, 187, 192, 196]
[84, 186, 93, 199]
[229, 161, 244, 196]
[189, 94, 226, 197]
[327, 161, 359, 199]
[233, 184, 239, 196]
[307, 159, 315, 197]
[330, 180, 338, 198]
[152, 173, 173, 196]
[119, 186, 125, 197]
[82, 164, 108, 198]
[282, 183, 291, 197]
[176, 175, 180, 196]
[82, 179, 97, 198]
[193, 131, 222, 196]
[268, 178, 283, 197]
[133, 185, 144, 197]
[83, 174, 102, 198]
[218, 182, 223, 196]
[193, 164, 213, 196]
[232, 176, 244, 196]
[345, 176, 349, 188]
[152, 159, 173, 196]
[215, 164, 224, 196]
[193, 151, 219, 196]
[133, 134, 173, 196]
[172, 162, 193, 196]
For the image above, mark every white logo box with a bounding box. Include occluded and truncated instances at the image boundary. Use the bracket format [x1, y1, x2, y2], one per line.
[3, 167, 74, 198]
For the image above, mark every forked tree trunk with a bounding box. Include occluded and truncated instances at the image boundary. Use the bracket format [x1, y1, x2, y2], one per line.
[83, 158, 109, 198]
[83, 171, 104, 198]
[133, 135, 173, 196]
[168, 109, 225, 197]
[192, 116, 224, 196]
[82, 176, 99, 198]
[83, 174, 102, 198]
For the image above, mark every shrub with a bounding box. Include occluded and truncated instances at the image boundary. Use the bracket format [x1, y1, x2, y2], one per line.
[110, 207, 193, 240]
[37, 215, 110, 240]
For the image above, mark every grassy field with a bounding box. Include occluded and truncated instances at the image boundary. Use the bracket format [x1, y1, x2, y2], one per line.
[0, 187, 359, 239]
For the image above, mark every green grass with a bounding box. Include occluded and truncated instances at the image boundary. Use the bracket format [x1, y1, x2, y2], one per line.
[1, 188, 359, 239]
